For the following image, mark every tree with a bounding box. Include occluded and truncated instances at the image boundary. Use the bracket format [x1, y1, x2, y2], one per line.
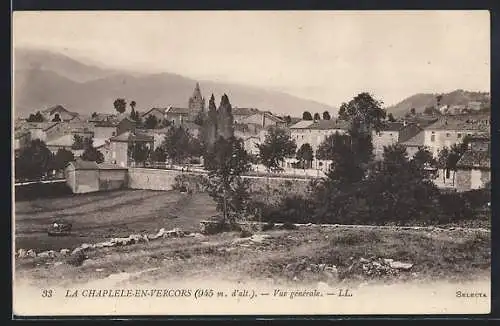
[437, 147, 450, 183]
[284, 115, 292, 125]
[113, 98, 127, 114]
[423, 106, 439, 115]
[410, 108, 416, 115]
[151, 147, 167, 163]
[91, 112, 98, 118]
[130, 100, 136, 112]
[162, 126, 192, 166]
[337, 103, 349, 120]
[316, 132, 351, 161]
[296, 143, 314, 169]
[322, 111, 331, 120]
[411, 146, 436, 179]
[194, 112, 205, 126]
[341, 92, 386, 133]
[302, 111, 313, 120]
[257, 126, 297, 172]
[52, 114, 62, 122]
[205, 136, 251, 223]
[53, 148, 74, 171]
[27, 111, 45, 122]
[313, 112, 321, 121]
[144, 115, 159, 129]
[15, 139, 54, 180]
[387, 113, 396, 122]
[128, 142, 151, 167]
[81, 145, 104, 163]
[71, 135, 84, 150]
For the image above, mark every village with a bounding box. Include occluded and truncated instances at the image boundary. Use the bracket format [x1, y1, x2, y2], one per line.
[14, 82, 491, 194]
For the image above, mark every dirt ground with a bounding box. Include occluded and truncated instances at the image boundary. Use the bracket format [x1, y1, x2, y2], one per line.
[15, 190, 217, 251]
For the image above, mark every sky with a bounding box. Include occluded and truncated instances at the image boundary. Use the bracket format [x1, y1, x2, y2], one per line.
[13, 11, 490, 107]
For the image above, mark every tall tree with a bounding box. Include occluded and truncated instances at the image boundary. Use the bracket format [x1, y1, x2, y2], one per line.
[52, 114, 62, 122]
[316, 132, 351, 161]
[337, 103, 349, 121]
[257, 126, 297, 172]
[113, 98, 127, 114]
[322, 111, 331, 120]
[296, 143, 314, 169]
[284, 115, 292, 125]
[27, 111, 45, 122]
[411, 146, 436, 179]
[128, 142, 151, 167]
[162, 126, 192, 166]
[205, 137, 251, 223]
[71, 135, 84, 150]
[144, 115, 159, 129]
[410, 108, 416, 115]
[437, 147, 450, 183]
[53, 148, 74, 171]
[313, 112, 321, 121]
[15, 139, 54, 179]
[342, 92, 386, 133]
[150, 147, 167, 163]
[302, 111, 313, 121]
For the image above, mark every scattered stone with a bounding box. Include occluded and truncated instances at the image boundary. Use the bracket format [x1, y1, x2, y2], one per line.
[38, 251, 50, 258]
[17, 249, 27, 258]
[60, 248, 70, 256]
[240, 229, 253, 238]
[250, 234, 271, 243]
[54, 261, 63, 266]
[95, 268, 104, 272]
[80, 243, 92, 251]
[26, 249, 36, 258]
[66, 250, 86, 267]
[47, 250, 57, 258]
[389, 261, 413, 270]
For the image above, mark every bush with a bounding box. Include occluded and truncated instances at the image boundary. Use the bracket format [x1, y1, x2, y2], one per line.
[283, 222, 298, 230]
[173, 174, 209, 193]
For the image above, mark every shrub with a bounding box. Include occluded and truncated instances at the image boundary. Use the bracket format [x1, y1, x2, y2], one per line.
[283, 222, 298, 230]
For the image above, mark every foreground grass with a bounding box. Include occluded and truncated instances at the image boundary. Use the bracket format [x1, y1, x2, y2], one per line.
[15, 227, 490, 288]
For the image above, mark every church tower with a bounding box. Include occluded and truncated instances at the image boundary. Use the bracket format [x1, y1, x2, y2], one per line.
[188, 82, 206, 113]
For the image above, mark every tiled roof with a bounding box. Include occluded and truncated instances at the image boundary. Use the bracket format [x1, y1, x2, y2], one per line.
[457, 150, 490, 169]
[46, 134, 74, 147]
[166, 107, 191, 115]
[110, 131, 154, 143]
[290, 120, 315, 129]
[141, 107, 168, 117]
[308, 119, 350, 130]
[233, 107, 261, 116]
[424, 114, 490, 131]
[400, 131, 425, 147]
[42, 105, 78, 116]
[379, 122, 405, 132]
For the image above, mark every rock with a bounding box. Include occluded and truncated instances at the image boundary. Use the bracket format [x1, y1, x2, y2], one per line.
[47, 250, 57, 258]
[60, 249, 70, 256]
[66, 250, 86, 266]
[359, 257, 370, 263]
[95, 268, 104, 272]
[389, 261, 413, 270]
[38, 251, 50, 258]
[17, 249, 27, 258]
[383, 258, 394, 264]
[250, 234, 271, 243]
[318, 263, 326, 271]
[80, 243, 92, 251]
[26, 249, 37, 258]
[156, 228, 166, 238]
[54, 261, 63, 266]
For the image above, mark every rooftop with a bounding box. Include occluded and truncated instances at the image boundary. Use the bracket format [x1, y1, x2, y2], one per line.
[233, 107, 261, 116]
[46, 134, 74, 147]
[457, 150, 490, 169]
[110, 131, 154, 143]
[400, 131, 426, 147]
[166, 106, 191, 115]
[425, 114, 490, 132]
[289, 120, 315, 129]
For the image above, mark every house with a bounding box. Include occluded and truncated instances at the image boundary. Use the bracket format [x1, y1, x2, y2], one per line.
[455, 137, 490, 192]
[16, 122, 59, 142]
[238, 111, 286, 129]
[141, 108, 169, 125]
[108, 131, 154, 167]
[400, 131, 426, 159]
[65, 159, 128, 194]
[232, 107, 261, 123]
[165, 106, 191, 126]
[138, 127, 172, 149]
[290, 119, 350, 153]
[467, 101, 482, 111]
[46, 134, 75, 153]
[93, 121, 118, 139]
[116, 117, 137, 136]
[423, 114, 490, 157]
[372, 122, 423, 160]
[41, 105, 80, 122]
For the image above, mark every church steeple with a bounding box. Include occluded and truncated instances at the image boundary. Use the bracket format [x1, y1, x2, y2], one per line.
[188, 82, 205, 112]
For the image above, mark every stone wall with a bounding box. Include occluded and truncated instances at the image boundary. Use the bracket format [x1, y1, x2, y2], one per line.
[128, 168, 312, 195]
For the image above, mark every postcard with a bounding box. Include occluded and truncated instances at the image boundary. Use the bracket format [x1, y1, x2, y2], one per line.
[12, 10, 491, 316]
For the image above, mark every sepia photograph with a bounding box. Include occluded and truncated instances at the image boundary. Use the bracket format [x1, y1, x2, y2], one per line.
[12, 10, 491, 316]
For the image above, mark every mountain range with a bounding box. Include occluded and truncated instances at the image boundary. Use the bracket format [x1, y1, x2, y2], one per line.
[13, 48, 335, 118]
[387, 89, 490, 117]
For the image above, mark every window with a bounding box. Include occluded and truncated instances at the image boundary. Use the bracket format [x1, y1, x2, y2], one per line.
[431, 134, 435, 142]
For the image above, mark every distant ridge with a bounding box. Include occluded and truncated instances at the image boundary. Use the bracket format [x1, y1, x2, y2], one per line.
[13, 48, 335, 118]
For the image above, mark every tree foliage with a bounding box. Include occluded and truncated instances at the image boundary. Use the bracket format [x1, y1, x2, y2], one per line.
[81, 139, 104, 163]
[27, 112, 45, 122]
[341, 92, 386, 133]
[52, 114, 62, 122]
[313, 112, 321, 121]
[162, 126, 198, 165]
[128, 142, 151, 166]
[302, 111, 313, 120]
[296, 143, 314, 169]
[15, 139, 53, 179]
[53, 148, 74, 171]
[205, 136, 251, 222]
[257, 126, 296, 172]
[387, 113, 396, 122]
[113, 98, 127, 114]
[322, 111, 331, 120]
[144, 115, 159, 129]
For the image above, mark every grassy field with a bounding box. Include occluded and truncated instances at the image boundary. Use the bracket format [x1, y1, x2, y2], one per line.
[14, 189, 490, 289]
[15, 189, 217, 251]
